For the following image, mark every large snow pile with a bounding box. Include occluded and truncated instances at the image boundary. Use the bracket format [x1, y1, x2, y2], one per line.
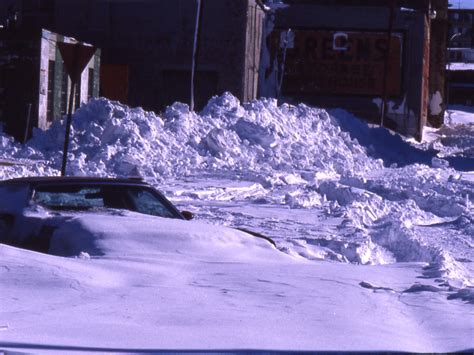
[0, 93, 473, 287]
[1, 93, 381, 181]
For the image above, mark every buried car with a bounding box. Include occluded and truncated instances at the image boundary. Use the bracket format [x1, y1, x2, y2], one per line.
[0, 176, 275, 256]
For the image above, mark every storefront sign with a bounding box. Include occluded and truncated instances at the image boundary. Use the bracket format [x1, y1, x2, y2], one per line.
[272, 30, 403, 96]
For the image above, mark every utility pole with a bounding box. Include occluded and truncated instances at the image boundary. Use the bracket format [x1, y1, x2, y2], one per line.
[380, 0, 397, 128]
[190, 0, 203, 112]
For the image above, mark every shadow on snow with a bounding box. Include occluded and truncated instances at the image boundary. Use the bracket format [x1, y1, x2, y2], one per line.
[330, 109, 474, 172]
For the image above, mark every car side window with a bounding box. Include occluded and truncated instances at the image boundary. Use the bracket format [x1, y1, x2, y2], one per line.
[34, 187, 104, 210]
[126, 188, 176, 218]
[30, 183, 180, 218]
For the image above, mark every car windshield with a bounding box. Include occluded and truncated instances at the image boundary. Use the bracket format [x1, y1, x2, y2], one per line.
[32, 184, 182, 219]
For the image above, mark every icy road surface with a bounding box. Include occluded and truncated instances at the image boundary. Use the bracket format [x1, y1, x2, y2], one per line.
[0, 94, 473, 352]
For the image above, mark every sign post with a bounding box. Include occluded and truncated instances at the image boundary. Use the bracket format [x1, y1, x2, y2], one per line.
[380, 0, 397, 128]
[57, 42, 96, 176]
[190, 0, 202, 111]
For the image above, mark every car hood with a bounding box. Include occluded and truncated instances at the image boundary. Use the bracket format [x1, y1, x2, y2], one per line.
[48, 211, 284, 262]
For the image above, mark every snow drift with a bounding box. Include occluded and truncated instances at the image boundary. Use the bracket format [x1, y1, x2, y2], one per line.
[0, 93, 473, 287]
[1, 93, 473, 353]
[2, 93, 382, 180]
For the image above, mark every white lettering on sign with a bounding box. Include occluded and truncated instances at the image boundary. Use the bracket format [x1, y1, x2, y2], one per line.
[333, 32, 349, 51]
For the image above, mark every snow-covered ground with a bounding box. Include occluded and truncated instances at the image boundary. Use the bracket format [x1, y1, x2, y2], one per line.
[1, 94, 473, 353]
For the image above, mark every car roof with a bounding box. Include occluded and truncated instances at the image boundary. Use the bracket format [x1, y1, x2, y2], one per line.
[0, 176, 148, 187]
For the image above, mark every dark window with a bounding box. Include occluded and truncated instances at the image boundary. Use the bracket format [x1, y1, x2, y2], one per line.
[88, 68, 94, 101]
[60, 64, 68, 115]
[74, 80, 81, 110]
[47, 60, 55, 121]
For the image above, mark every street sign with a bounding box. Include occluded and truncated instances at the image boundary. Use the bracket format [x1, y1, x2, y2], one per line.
[58, 41, 96, 176]
[57, 42, 96, 83]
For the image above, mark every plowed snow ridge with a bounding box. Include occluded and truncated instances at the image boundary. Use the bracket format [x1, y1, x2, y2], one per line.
[0, 93, 472, 286]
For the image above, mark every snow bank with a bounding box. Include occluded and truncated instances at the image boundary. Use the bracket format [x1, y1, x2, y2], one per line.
[1, 93, 382, 182]
[0, 93, 473, 286]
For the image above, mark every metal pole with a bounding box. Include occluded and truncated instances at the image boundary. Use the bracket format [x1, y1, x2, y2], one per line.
[278, 29, 291, 99]
[380, 0, 397, 127]
[61, 81, 76, 176]
[190, 0, 202, 112]
[23, 103, 32, 143]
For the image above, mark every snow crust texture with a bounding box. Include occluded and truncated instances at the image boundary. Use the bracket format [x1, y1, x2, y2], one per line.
[1, 93, 473, 288]
[13, 94, 381, 180]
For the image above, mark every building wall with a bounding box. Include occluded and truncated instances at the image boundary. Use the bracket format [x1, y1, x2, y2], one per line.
[0, 28, 40, 140]
[448, 69, 474, 105]
[244, 1, 265, 102]
[0, 27, 99, 141]
[448, 47, 474, 62]
[429, 1, 448, 128]
[448, 9, 474, 48]
[446, 9, 474, 107]
[260, 1, 446, 139]
[5, 0, 265, 113]
[0, 0, 17, 29]
[38, 29, 100, 130]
